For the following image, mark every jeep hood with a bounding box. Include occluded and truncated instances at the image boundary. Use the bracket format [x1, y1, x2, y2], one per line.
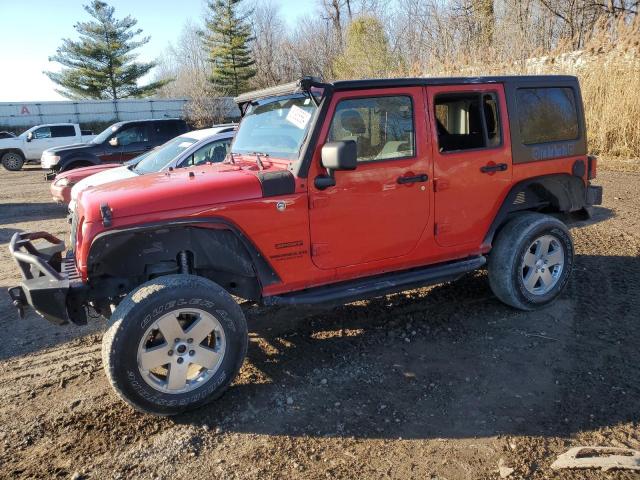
[77, 162, 281, 224]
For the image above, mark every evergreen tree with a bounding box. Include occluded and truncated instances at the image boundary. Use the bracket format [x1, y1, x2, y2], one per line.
[203, 0, 256, 96]
[45, 1, 168, 99]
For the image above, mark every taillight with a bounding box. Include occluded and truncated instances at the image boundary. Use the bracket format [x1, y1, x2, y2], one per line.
[587, 155, 598, 180]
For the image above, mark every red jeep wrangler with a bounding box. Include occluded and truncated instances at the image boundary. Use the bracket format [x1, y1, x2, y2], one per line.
[9, 76, 602, 415]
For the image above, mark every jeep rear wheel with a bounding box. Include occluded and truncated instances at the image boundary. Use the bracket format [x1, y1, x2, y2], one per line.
[1, 151, 24, 171]
[102, 274, 248, 415]
[488, 213, 573, 311]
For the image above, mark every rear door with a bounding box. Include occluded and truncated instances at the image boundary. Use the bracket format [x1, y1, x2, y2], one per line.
[152, 120, 184, 145]
[309, 88, 431, 269]
[49, 125, 79, 148]
[426, 84, 512, 247]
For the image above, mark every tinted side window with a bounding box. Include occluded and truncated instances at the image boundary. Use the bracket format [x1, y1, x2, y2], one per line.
[328, 96, 415, 162]
[115, 124, 148, 146]
[50, 125, 76, 137]
[434, 92, 501, 152]
[33, 127, 51, 139]
[516, 87, 579, 145]
[180, 139, 231, 167]
[154, 121, 181, 142]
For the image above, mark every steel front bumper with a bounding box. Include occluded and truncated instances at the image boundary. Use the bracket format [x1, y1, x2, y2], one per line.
[8, 232, 83, 325]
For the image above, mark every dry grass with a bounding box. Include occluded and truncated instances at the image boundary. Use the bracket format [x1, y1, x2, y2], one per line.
[413, 19, 640, 160]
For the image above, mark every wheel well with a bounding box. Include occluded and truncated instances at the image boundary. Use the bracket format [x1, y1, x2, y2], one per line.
[62, 159, 94, 171]
[0, 149, 25, 159]
[86, 224, 278, 303]
[484, 174, 586, 248]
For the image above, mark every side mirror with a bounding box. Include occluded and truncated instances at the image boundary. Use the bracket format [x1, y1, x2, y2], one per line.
[321, 141, 357, 171]
[26, 132, 33, 142]
[109, 137, 119, 147]
[315, 141, 357, 190]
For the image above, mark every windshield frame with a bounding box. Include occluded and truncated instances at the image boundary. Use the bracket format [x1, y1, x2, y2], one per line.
[231, 93, 320, 162]
[91, 124, 121, 144]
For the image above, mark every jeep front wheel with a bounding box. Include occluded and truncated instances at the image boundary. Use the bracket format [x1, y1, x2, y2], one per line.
[102, 274, 248, 415]
[488, 213, 573, 311]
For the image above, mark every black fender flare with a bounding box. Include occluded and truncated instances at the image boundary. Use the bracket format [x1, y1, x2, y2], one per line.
[86, 218, 280, 300]
[483, 173, 586, 248]
[58, 154, 101, 171]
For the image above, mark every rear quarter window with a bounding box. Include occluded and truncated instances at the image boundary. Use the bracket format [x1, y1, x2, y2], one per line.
[50, 125, 76, 137]
[516, 87, 579, 145]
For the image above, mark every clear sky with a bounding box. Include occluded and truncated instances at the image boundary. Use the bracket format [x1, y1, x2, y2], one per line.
[0, 0, 313, 102]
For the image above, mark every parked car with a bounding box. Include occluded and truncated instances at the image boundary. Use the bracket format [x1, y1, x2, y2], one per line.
[49, 152, 152, 204]
[9, 75, 602, 415]
[0, 123, 94, 171]
[0, 131, 16, 139]
[51, 127, 235, 206]
[41, 118, 189, 177]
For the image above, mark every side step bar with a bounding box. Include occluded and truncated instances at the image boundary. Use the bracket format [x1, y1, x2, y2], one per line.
[264, 256, 486, 307]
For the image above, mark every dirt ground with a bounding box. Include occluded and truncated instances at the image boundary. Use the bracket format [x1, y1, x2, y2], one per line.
[0, 163, 638, 480]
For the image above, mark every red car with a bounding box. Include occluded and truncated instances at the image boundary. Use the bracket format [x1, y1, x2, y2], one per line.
[10, 75, 602, 415]
[50, 163, 122, 203]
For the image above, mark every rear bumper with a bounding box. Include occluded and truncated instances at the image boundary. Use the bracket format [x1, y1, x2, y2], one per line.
[586, 185, 603, 206]
[8, 232, 83, 325]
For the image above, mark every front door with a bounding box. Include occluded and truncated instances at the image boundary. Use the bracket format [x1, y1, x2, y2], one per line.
[24, 126, 55, 159]
[309, 88, 431, 270]
[426, 85, 512, 247]
[100, 122, 151, 163]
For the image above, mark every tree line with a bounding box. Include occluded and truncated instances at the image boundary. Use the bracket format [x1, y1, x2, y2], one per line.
[48, 0, 638, 101]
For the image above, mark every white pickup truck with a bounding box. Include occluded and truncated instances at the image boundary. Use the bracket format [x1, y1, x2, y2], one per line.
[0, 123, 95, 171]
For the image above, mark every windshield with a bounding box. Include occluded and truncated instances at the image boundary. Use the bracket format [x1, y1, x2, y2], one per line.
[133, 135, 199, 174]
[18, 127, 35, 138]
[124, 150, 153, 167]
[232, 94, 317, 160]
[91, 124, 120, 144]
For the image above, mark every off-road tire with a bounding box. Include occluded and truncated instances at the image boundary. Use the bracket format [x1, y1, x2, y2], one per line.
[488, 212, 573, 311]
[1, 151, 24, 171]
[102, 274, 248, 416]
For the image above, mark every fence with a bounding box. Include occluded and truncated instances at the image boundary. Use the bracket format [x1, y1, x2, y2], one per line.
[0, 98, 239, 130]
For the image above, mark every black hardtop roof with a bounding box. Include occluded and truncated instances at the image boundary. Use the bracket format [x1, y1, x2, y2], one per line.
[234, 75, 579, 105]
[332, 75, 578, 90]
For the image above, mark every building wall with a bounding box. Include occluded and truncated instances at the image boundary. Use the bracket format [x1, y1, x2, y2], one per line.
[0, 98, 239, 129]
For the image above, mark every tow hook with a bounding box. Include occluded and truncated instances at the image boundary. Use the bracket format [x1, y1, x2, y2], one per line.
[7, 286, 26, 319]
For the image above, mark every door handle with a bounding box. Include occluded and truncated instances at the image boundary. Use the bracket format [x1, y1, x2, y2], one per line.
[480, 163, 508, 173]
[397, 173, 428, 184]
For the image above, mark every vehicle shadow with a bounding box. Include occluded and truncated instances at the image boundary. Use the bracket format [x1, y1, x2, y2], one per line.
[174, 253, 640, 440]
[0, 202, 67, 226]
[568, 206, 614, 229]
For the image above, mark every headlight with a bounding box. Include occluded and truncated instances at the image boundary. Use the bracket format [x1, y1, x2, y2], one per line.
[54, 177, 70, 187]
[44, 155, 61, 164]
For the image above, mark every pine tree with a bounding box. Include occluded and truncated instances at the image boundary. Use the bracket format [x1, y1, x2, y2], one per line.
[203, 0, 256, 96]
[45, 1, 169, 99]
